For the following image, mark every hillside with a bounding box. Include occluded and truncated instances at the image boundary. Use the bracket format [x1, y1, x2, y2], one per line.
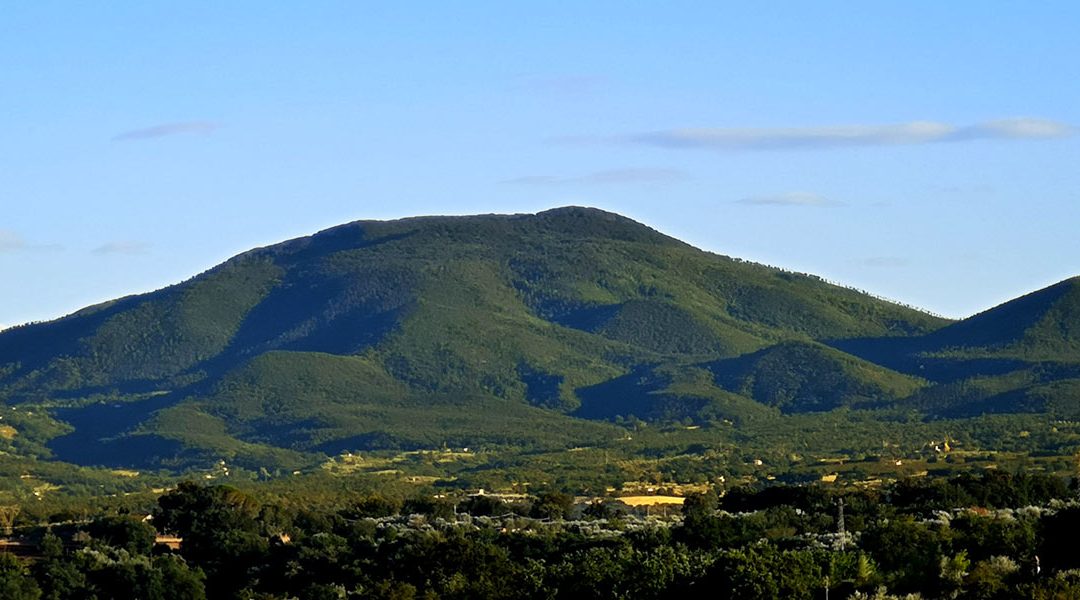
[8, 206, 1079, 471]
[921, 276, 1080, 362]
[831, 278, 1080, 418]
[705, 341, 926, 413]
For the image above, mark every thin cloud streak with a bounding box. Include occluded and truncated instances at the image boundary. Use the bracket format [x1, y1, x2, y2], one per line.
[113, 121, 221, 141]
[0, 231, 60, 253]
[738, 192, 842, 207]
[93, 241, 152, 255]
[502, 167, 688, 186]
[585, 118, 1074, 151]
[0, 230, 26, 252]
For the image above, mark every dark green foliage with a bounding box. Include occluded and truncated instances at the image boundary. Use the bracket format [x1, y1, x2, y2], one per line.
[680, 490, 718, 524]
[701, 546, 825, 600]
[719, 482, 836, 514]
[32, 536, 206, 600]
[922, 277, 1080, 362]
[574, 363, 774, 424]
[151, 555, 207, 600]
[888, 471, 1071, 513]
[861, 515, 946, 592]
[402, 495, 456, 520]
[530, 491, 574, 520]
[153, 482, 265, 596]
[16, 479, 1080, 598]
[0, 553, 41, 600]
[0, 256, 282, 397]
[708, 340, 924, 412]
[1038, 505, 1080, 572]
[516, 363, 568, 411]
[34, 534, 87, 600]
[2, 207, 1080, 475]
[345, 494, 401, 518]
[584, 299, 729, 355]
[87, 514, 157, 554]
[582, 499, 623, 520]
[951, 512, 1037, 562]
[459, 494, 510, 517]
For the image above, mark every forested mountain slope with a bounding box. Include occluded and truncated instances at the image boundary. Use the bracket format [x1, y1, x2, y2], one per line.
[1, 207, 1074, 469]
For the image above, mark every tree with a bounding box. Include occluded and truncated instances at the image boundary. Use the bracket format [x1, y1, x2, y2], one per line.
[702, 547, 823, 600]
[939, 551, 970, 598]
[1038, 505, 1080, 571]
[681, 490, 718, 524]
[861, 516, 944, 592]
[966, 556, 1019, 600]
[530, 491, 574, 520]
[153, 482, 267, 597]
[583, 499, 619, 520]
[33, 533, 87, 600]
[402, 495, 455, 520]
[88, 515, 157, 555]
[345, 495, 401, 519]
[0, 553, 41, 600]
[460, 495, 507, 517]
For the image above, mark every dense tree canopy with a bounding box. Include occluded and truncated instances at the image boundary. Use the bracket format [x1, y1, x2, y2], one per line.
[3, 472, 1080, 599]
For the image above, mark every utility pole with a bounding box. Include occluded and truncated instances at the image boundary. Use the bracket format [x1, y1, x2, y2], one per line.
[837, 498, 846, 550]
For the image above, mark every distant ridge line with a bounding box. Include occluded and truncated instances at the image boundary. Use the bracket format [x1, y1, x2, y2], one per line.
[732, 258, 950, 320]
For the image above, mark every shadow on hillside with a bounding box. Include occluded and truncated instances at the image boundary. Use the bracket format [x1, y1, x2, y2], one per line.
[47, 393, 183, 467]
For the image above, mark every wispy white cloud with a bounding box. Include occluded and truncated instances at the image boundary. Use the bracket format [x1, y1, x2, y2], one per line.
[502, 167, 688, 186]
[958, 118, 1072, 140]
[572, 118, 1074, 151]
[93, 241, 151, 255]
[0, 230, 26, 252]
[738, 192, 841, 207]
[0, 231, 61, 253]
[112, 121, 220, 141]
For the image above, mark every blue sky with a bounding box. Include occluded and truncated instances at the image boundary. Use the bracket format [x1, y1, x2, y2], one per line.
[2, 2, 1079, 326]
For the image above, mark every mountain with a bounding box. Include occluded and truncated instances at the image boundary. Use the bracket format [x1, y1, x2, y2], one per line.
[3, 206, 1075, 470]
[918, 276, 1080, 362]
[831, 277, 1080, 417]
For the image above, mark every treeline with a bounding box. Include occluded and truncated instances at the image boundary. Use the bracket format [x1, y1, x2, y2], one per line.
[2, 472, 1080, 599]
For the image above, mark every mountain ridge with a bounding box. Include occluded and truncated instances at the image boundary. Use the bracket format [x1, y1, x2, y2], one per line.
[0, 207, 1075, 470]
